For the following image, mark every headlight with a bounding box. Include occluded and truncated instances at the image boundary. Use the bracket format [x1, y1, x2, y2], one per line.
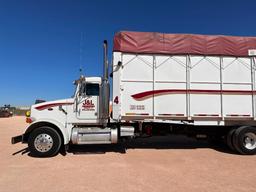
[25, 111, 31, 117]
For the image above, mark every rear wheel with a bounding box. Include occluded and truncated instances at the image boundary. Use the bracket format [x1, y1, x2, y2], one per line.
[233, 126, 256, 155]
[28, 127, 62, 157]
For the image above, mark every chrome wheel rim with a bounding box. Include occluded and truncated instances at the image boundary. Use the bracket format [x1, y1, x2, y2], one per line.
[34, 134, 53, 152]
[243, 132, 256, 150]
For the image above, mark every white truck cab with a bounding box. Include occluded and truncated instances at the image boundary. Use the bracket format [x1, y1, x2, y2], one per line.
[30, 77, 102, 126]
[11, 40, 121, 157]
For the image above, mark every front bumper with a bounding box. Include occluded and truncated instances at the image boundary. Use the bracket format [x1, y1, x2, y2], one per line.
[11, 134, 24, 144]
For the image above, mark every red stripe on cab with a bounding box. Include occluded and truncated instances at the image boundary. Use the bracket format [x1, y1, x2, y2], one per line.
[35, 102, 74, 111]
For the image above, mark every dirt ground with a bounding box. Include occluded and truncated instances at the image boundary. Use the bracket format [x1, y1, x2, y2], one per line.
[0, 116, 256, 192]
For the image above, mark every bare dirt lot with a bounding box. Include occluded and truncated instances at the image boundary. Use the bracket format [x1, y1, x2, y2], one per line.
[1, 116, 256, 192]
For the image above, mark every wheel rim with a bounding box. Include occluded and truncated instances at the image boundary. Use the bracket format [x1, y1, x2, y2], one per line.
[34, 134, 53, 152]
[243, 132, 256, 150]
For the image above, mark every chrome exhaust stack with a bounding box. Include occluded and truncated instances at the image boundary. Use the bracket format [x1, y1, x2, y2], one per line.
[103, 40, 109, 82]
[99, 40, 110, 127]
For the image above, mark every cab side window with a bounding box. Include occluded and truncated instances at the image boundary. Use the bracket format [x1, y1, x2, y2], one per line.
[86, 84, 99, 96]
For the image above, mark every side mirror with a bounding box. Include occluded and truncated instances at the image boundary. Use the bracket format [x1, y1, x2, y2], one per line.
[79, 83, 86, 97]
[58, 105, 63, 111]
[59, 105, 67, 115]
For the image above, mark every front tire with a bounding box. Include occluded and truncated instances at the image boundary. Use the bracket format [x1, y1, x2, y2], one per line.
[28, 127, 62, 157]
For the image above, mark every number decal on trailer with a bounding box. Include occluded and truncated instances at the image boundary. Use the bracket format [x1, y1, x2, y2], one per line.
[130, 105, 145, 110]
[114, 96, 119, 104]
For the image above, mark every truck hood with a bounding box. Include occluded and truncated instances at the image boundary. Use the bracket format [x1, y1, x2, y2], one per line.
[32, 98, 74, 111]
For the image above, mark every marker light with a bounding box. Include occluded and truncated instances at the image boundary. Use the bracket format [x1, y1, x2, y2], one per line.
[25, 111, 31, 117]
[26, 117, 33, 124]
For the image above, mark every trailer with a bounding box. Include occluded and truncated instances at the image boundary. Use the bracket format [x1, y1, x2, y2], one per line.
[12, 31, 256, 156]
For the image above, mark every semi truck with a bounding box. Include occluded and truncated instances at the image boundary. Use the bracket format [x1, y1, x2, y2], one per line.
[12, 31, 256, 156]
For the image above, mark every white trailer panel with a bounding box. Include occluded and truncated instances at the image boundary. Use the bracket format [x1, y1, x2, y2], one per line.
[112, 52, 256, 123]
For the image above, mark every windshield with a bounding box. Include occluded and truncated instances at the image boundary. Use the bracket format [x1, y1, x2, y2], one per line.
[72, 82, 99, 97]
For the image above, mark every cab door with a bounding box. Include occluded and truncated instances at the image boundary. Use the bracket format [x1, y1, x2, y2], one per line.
[76, 83, 99, 123]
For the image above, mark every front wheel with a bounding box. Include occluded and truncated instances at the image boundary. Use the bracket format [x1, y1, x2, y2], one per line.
[28, 127, 62, 157]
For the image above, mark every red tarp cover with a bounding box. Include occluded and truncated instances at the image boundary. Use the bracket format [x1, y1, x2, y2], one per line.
[113, 31, 256, 57]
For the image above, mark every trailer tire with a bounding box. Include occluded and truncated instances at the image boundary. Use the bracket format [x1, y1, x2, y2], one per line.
[233, 126, 256, 155]
[28, 126, 62, 157]
[226, 129, 236, 152]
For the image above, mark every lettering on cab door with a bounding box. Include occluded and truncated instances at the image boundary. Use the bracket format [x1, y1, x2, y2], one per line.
[82, 100, 95, 111]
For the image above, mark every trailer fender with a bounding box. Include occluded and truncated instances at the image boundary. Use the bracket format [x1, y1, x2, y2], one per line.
[24, 119, 69, 145]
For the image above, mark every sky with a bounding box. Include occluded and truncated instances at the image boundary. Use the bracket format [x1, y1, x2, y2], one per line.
[0, 0, 256, 106]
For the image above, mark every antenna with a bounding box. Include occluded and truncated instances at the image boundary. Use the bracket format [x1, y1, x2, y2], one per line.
[79, 32, 85, 76]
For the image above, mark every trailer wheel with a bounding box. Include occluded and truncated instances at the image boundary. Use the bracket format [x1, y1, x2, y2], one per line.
[226, 129, 236, 152]
[28, 126, 62, 157]
[233, 126, 256, 155]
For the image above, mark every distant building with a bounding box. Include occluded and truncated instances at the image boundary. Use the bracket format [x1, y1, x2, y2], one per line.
[16, 106, 30, 110]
